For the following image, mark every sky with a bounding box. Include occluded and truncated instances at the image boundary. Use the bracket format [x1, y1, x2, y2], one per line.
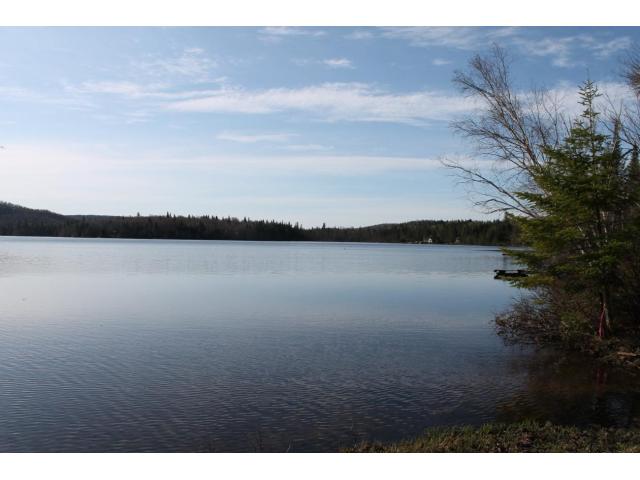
[0, 26, 638, 227]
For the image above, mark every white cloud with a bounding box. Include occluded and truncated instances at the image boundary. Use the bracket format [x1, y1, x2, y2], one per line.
[0, 86, 38, 99]
[515, 36, 586, 68]
[76, 81, 164, 97]
[293, 58, 355, 69]
[282, 144, 333, 152]
[133, 47, 218, 82]
[380, 27, 633, 69]
[44, 63, 637, 132]
[124, 111, 152, 125]
[259, 27, 326, 43]
[216, 131, 295, 143]
[515, 34, 633, 67]
[545, 81, 635, 116]
[517, 35, 631, 68]
[71, 80, 225, 102]
[0, 84, 96, 110]
[322, 58, 354, 69]
[159, 153, 470, 175]
[291, 58, 312, 67]
[0, 143, 470, 177]
[166, 82, 476, 125]
[592, 37, 632, 58]
[432, 58, 452, 66]
[380, 27, 519, 50]
[345, 30, 374, 40]
[260, 27, 326, 37]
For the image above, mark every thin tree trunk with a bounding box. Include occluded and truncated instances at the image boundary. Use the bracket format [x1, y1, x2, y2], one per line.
[603, 285, 612, 330]
[599, 289, 612, 338]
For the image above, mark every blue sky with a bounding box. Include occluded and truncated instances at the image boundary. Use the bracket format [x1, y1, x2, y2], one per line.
[0, 26, 638, 226]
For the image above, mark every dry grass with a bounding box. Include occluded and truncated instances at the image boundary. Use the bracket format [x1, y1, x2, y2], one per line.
[344, 421, 640, 453]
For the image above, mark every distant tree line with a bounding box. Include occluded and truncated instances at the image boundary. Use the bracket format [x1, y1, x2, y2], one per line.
[0, 202, 519, 245]
[305, 219, 518, 245]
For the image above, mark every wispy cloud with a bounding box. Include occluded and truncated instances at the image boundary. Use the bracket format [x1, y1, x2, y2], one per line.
[322, 58, 354, 69]
[592, 37, 632, 58]
[132, 47, 218, 82]
[515, 36, 581, 67]
[162, 153, 467, 175]
[70, 80, 225, 101]
[380, 27, 519, 50]
[13, 78, 635, 132]
[380, 27, 633, 69]
[545, 81, 635, 116]
[515, 34, 632, 68]
[0, 86, 38, 99]
[74, 81, 167, 97]
[0, 142, 469, 179]
[294, 57, 355, 69]
[166, 82, 475, 126]
[259, 27, 326, 43]
[216, 131, 295, 144]
[432, 58, 452, 66]
[0, 85, 96, 110]
[282, 144, 333, 152]
[345, 30, 374, 40]
[260, 27, 326, 36]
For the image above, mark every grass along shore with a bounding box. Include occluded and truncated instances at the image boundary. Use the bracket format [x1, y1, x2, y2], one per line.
[344, 421, 640, 452]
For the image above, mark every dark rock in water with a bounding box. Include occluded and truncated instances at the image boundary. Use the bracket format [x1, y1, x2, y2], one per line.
[494, 269, 528, 279]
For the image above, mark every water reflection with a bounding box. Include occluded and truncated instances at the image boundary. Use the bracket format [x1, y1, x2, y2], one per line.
[496, 351, 640, 428]
[0, 237, 638, 452]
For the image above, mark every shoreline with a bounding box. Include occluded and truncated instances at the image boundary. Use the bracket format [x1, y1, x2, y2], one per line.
[0, 234, 516, 248]
[344, 421, 640, 453]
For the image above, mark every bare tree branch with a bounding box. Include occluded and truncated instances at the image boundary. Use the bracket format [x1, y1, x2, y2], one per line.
[445, 44, 569, 218]
[622, 45, 640, 97]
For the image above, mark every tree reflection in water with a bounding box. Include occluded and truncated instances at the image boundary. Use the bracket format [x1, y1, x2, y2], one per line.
[496, 350, 640, 428]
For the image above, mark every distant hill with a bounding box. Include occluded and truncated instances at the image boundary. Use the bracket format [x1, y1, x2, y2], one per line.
[0, 201, 520, 245]
[0, 202, 64, 221]
[0, 202, 68, 236]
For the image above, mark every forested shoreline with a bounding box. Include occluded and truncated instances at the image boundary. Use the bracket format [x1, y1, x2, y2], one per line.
[0, 201, 519, 245]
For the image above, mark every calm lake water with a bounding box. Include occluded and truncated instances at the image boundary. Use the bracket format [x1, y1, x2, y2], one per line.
[0, 237, 638, 452]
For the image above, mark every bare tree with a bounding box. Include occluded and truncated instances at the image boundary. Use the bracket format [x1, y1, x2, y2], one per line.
[615, 46, 640, 149]
[443, 45, 569, 218]
[622, 47, 640, 97]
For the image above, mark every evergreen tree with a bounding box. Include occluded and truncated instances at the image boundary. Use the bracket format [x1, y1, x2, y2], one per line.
[506, 81, 638, 338]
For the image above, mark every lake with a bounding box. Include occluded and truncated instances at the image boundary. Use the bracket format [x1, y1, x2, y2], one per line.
[0, 237, 638, 452]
